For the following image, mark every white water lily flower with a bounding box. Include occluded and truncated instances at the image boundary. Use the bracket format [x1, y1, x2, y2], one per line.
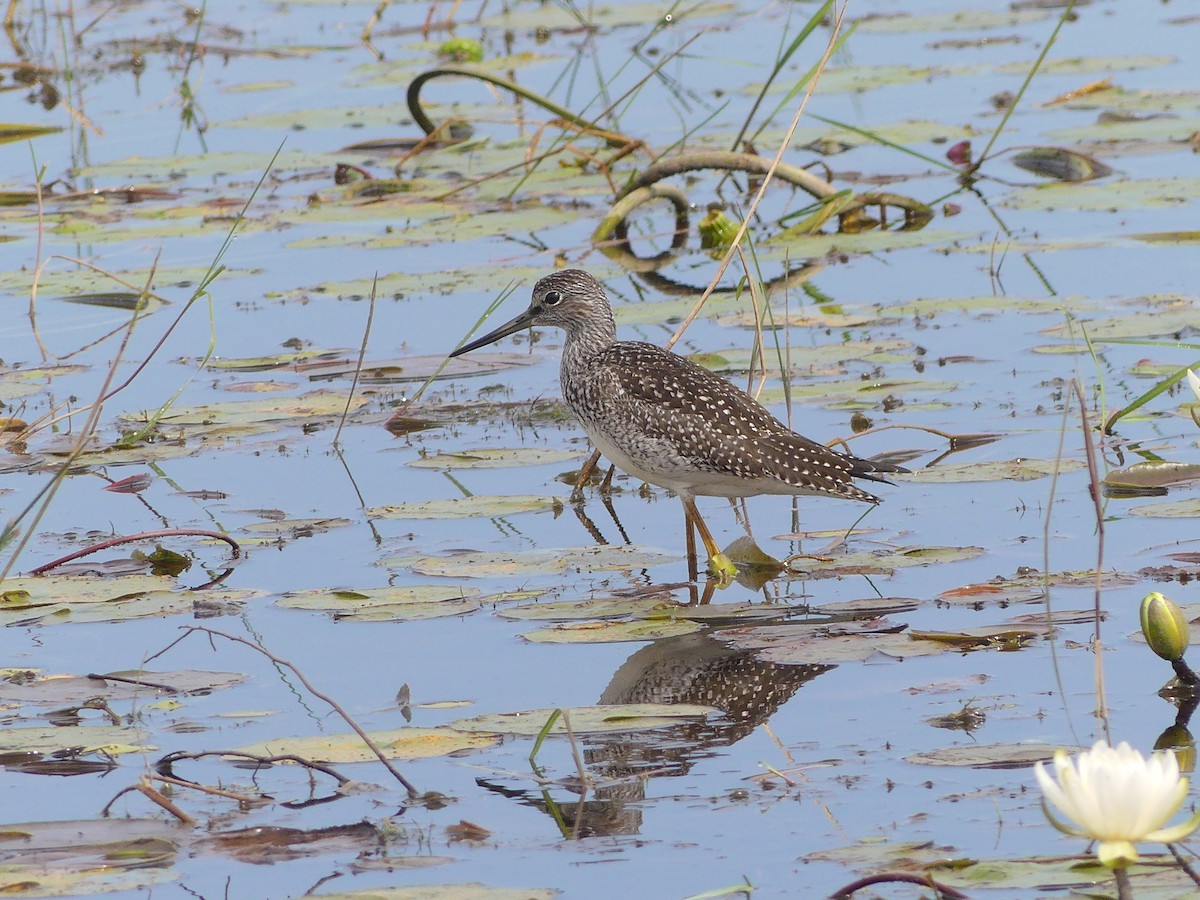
[1188, 369, 1200, 403]
[1035, 740, 1200, 867]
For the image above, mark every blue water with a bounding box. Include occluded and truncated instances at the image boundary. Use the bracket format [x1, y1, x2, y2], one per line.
[2, 0, 1199, 897]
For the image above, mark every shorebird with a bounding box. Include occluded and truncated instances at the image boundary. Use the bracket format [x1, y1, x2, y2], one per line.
[449, 269, 905, 577]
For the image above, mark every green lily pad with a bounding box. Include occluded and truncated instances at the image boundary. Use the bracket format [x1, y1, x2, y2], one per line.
[787, 545, 985, 574]
[899, 459, 1085, 482]
[407, 448, 582, 469]
[241, 517, 353, 535]
[754, 377, 958, 406]
[293, 203, 579, 250]
[450, 703, 717, 736]
[209, 349, 346, 371]
[1129, 498, 1200, 518]
[73, 149, 343, 182]
[906, 742, 1059, 768]
[716, 623, 951, 664]
[123, 391, 366, 429]
[1042, 303, 1200, 340]
[854, 9, 1051, 32]
[906, 625, 1050, 649]
[880, 294, 1092, 316]
[478, 1, 733, 29]
[764, 228, 970, 255]
[2, 588, 258, 626]
[278, 585, 481, 610]
[393, 545, 677, 578]
[694, 339, 913, 374]
[304, 353, 538, 383]
[0, 670, 245, 705]
[498, 596, 680, 621]
[0, 724, 152, 756]
[522, 619, 703, 643]
[994, 54, 1175, 77]
[1105, 461, 1200, 489]
[235, 726, 501, 762]
[0, 574, 172, 609]
[277, 586, 484, 621]
[366, 495, 562, 519]
[1003, 177, 1200, 212]
[0, 819, 178, 897]
[305, 887, 558, 900]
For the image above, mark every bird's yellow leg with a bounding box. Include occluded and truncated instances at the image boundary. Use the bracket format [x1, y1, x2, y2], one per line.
[684, 512, 699, 582]
[682, 497, 736, 582]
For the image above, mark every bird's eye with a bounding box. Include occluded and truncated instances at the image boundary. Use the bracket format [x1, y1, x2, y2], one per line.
[543, 290, 563, 307]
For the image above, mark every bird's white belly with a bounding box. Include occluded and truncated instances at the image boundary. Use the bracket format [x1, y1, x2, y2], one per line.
[581, 422, 698, 494]
[579, 420, 852, 501]
[580, 421, 792, 499]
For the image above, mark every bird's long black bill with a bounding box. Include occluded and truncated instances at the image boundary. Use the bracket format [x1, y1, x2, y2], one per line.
[448, 306, 537, 357]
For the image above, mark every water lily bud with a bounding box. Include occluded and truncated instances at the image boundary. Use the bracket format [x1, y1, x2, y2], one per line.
[1155, 724, 1196, 774]
[698, 208, 739, 254]
[1141, 592, 1190, 662]
[439, 38, 484, 63]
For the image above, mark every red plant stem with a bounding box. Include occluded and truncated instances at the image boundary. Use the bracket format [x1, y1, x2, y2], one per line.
[28, 529, 240, 575]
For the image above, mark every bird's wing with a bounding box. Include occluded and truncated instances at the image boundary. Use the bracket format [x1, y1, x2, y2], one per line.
[587, 343, 852, 482]
[599, 342, 782, 436]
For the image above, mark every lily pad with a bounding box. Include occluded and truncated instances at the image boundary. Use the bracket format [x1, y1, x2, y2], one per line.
[305, 887, 558, 900]
[0, 724, 152, 756]
[407, 448, 582, 469]
[906, 625, 1050, 649]
[241, 517, 353, 535]
[305, 353, 539, 383]
[498, 596, 680, 621]
[478, 1, 733, 30]
[394, 545, 677, 578]
[1003, 177, 1200, 212]
[278, 585, 481, 610]
[4, 589, 258, 626]
[122, 391, 367, 431]
[278, 586, 483, 622]
[715, 623, 951, 664]
[0, 819, 178, 897]
[209, 349, 346, 371]
[522, 619, 703, 643]
[1042, 305, 1200, 340]
[1129, 498, 1200, 518]
[906, 743, 1059, 768]
[366, 495, 562, 519]
[0, 670, 245, 705]
[450, 703, 717, 736]
[235, 727, 501, 763]
[1105, 461, 1200, 490]
[899, 459, 1085, 482]
[787, 545, 985, 575]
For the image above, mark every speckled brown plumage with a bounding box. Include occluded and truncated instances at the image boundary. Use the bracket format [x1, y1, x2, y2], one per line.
[450, 269, 905, 565]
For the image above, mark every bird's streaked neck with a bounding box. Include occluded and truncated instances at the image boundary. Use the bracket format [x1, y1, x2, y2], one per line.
[559, 303, 617, 363]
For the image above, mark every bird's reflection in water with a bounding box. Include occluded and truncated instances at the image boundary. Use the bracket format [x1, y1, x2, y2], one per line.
[477, 630, 831, 838]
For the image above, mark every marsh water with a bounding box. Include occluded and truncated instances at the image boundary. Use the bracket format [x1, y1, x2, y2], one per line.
[2, 1, 1200, 897]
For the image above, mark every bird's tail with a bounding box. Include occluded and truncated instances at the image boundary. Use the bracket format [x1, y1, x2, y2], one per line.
[848, 454, 909, 485]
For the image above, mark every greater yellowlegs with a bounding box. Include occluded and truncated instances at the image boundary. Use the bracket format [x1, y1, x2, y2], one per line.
[449, 269, 905, 576]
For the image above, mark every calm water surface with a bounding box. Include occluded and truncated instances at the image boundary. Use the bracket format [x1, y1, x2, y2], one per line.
[1, 1, 1198, 897]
